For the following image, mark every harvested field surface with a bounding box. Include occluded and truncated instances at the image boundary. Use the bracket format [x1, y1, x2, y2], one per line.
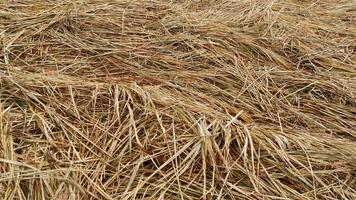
[0, 0, 356, 199]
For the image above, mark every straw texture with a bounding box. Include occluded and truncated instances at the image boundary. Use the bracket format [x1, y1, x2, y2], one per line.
[1, 0, 355, 199]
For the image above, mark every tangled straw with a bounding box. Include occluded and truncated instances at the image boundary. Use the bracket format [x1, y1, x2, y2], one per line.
[0, 0, 355, 199]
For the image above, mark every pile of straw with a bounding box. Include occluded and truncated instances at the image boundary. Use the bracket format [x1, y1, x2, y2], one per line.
[1, 0, 355, 199]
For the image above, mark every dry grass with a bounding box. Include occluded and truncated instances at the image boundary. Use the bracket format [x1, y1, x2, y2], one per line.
[0, 0, 356, 199]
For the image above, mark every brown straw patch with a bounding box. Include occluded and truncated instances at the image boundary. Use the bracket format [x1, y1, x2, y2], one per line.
[1, 0, 355, 199]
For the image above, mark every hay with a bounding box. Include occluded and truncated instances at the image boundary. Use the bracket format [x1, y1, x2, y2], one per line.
[0, 0, 355, 199]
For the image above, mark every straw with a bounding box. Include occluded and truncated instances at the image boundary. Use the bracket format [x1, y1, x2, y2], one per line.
[1, 0, 355, 199]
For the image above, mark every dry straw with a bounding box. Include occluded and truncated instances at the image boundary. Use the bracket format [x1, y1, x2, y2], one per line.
[0, 0, 355, 199]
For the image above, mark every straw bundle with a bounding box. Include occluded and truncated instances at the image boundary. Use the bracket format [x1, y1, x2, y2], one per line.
[1, 0, 355, 199]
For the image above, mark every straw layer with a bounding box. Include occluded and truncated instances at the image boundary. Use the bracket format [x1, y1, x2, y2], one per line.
[1, 0, 355, 199]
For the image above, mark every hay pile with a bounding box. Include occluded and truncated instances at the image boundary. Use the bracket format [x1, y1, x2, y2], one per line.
[1, 0, 355, 199]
